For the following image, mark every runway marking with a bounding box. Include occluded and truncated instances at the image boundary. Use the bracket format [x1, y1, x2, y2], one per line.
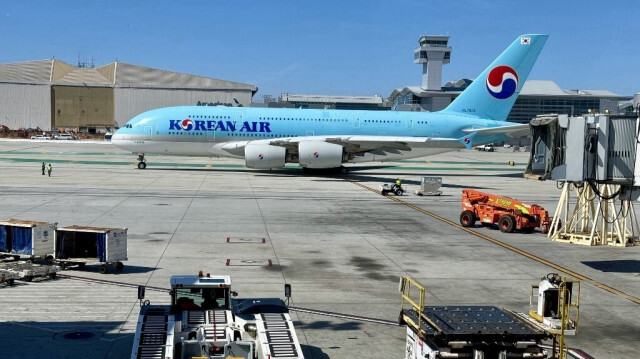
[348, 179, 640, 305]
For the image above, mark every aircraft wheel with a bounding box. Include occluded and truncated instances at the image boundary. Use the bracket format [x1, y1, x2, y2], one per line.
[138, 162, 147, 169]
[340, 166, 349, 175]
[460, 210, 476, 227]
[498, 215, 516, 233]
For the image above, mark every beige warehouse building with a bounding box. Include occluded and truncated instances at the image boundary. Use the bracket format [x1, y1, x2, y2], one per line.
[0, 59, 257, 131]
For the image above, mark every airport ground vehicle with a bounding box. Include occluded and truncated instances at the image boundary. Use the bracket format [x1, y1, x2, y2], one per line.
[131, 272, 303, 359]
[30, 134, 51, 140]
[475, 143, 495, 151]
[0, 219, 56, 262]
[54, 225, 127, 273]
[400, 274, 580, 359]
[54, 133, 75, 140]
[379, 183, 404, 196]
[460, 189, 552, 233]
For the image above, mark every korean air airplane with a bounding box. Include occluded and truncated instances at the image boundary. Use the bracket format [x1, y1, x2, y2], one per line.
[112, 34, 547, 173]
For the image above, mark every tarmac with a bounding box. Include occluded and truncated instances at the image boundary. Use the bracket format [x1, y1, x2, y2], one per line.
[0, 139, 639, 358]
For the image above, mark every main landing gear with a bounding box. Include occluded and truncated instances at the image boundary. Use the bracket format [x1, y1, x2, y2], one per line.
[137, 154, 147, 169]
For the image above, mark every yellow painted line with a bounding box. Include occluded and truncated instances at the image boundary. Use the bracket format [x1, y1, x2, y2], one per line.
[348, 179, 640, 305]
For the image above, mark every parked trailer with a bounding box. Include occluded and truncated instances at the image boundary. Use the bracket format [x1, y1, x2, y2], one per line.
[0, 219, 56, 261]
[0, 262, 59, 282]
[1, 269, 16, 287]
[54, 225, 127, 273]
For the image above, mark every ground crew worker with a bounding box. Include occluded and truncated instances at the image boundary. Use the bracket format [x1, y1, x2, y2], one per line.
[395, 178, 402, 188]
[47, 163, 52, 177]
[41, 162, 45, 175]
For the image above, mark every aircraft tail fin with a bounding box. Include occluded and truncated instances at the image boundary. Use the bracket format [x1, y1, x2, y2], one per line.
[442, 34, 548, 121]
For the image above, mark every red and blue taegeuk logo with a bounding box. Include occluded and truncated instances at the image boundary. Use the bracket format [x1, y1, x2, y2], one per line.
[486, 65, 518, 99]
[181, 119, 194, 130]
[313, 152, 319, 159]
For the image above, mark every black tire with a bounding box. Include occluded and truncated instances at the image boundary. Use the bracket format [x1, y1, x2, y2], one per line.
[24, 276, 33, 282]
[115, 262, 124, 272]
[395, 188, 403, 196]
[138, 162, 146, 169]
[13, 255, 20, 261]
[45, 255, 54, 264]
[8, 279, 14, 286]
[49, 272, 57, 280]
[460, 210, 476, 227]
[340, 166, 349, 175]
[498, 215, 516, 233]
[78, 262, 86, 269]
[381, 190, 388, 196]
[100, 265, 108, 274]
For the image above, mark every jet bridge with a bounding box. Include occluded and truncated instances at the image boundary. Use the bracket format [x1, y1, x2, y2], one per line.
[525, 111, 640, 246]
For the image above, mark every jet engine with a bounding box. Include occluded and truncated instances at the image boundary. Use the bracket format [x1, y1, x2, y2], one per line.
[298, 141, 345, 168]
[245, 143, 286, 169]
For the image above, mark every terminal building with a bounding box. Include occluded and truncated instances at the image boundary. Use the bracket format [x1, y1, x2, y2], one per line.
[0, 59, 257, 131]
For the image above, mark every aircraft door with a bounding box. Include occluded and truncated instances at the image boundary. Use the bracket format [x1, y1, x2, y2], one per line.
[404, 116, 414, 136]
[206, 128, 216, 142]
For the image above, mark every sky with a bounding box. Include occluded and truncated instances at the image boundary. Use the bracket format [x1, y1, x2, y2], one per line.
[1, 1, 638, 101]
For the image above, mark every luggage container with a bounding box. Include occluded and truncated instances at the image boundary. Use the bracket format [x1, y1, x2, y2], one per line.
[54, 225, 127, 274]
[0, 219, 56, 261]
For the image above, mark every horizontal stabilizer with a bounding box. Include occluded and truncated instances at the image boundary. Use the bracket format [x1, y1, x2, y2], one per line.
[462, 123, 530, 138]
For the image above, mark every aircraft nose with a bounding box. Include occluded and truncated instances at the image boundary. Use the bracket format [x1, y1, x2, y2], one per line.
[111, 128, 127, 143]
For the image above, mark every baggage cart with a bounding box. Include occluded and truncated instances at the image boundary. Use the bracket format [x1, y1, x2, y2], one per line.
[0, 261, 59, 281]
[54, 225, 127, 274]
[0, 219, 56, 261]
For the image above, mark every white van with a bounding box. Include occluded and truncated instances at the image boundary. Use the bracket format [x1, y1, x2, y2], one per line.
[54, 134, 75, 140]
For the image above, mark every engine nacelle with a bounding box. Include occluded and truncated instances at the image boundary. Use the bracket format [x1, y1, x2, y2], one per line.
[298, 141, 344, 168]
[245, 143, 286, 169]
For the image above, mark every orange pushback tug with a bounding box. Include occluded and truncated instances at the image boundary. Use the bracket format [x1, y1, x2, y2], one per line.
[460, 189, 552, 233]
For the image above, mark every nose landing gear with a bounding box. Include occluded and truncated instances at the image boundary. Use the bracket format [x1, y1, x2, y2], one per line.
[137, 154, 147, 169]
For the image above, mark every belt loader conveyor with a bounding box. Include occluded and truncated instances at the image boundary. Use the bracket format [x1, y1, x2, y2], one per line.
[131, 272, 304, 359]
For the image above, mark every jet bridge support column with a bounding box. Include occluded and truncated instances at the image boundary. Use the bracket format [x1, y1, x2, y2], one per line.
[548, 182, 638, 246]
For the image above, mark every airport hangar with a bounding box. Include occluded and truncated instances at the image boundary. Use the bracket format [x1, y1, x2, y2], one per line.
[0, 59, 257, 132]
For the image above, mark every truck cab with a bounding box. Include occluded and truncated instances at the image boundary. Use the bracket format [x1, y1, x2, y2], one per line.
[170, 274, 231, 312]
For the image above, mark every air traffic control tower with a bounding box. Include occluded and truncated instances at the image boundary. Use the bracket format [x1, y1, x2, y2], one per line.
[414, 35, 451, 90]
